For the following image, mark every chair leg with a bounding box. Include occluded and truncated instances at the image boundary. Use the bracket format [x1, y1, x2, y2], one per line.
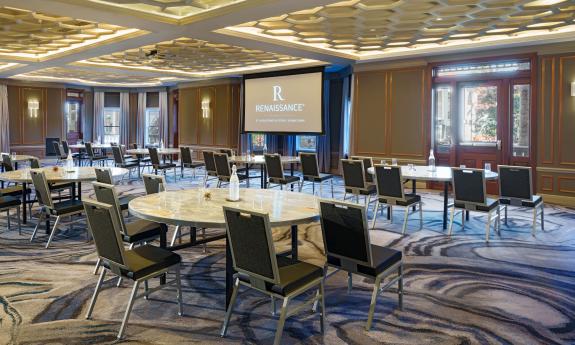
[398, 264, 404, 310]
[418, 201, 423, 230]
[504, 205, 508, 225]
[176, 264, 184, 316]
[540, 203, 545, 231]
[532, 206, 538, 236]
[93, 258, 101, 275]
[402, 207, 409, 235]
[273, 297, 290, 345]
[7, 210, 11, 230]
[485, 210, 492, 242]
[347, 272, 352, 293]
[30, 212, 45, 242]
[366, 275, 383, 331]
[16, 207, 21, 235]
[45, 216, 61, 249]
[202, 228, 207, 254]
[86, 269, 107, 319]
[371, 201, 379, 229]
[319, 279, 326, 334]
[117, 281, 140, 339]
[330, 179, 334, 198]
[448, 206, 456, 237]
[170, 225, 181, 247]
[221, 278, 240, 337]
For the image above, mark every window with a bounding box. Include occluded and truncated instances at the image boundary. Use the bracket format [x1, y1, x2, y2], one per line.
[250, 134, 266, 152]
[145, 108, 160, 145]
[103, 107, 120, 144]
[296, 135, 317, 152]
[512, 84, 530, 157]
[435, 61, 530, 77]
[65, 101, 80, 135]
[433, 85, 453, 148]
[459, 85, 498, 144]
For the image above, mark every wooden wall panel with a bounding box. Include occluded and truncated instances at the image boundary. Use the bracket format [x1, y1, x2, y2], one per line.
[558, 56, 575, 166]
[198, 87, 215, 145]
[21, 88, 45, 145]
[178, 87, 197, 145]
[353, 71, 387, 156]
[539, 57, 555, 165]
[7, 86, 21, 144]
[46, 88, 64, 139]
[214, 85, 229, 146]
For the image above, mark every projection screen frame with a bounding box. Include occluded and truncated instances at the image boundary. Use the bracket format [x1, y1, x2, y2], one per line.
[241, 66, 325, 135]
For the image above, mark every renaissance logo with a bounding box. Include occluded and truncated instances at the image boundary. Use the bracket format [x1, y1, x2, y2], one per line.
[254, 85, 305, 113]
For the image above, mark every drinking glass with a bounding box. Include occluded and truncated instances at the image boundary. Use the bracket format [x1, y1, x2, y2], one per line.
[253, 196, 263, 211]
[484, 163, 491, 171]
[408, 163, 414, 171]
[11, 152, 16, 160]
[392, 158, 398, 166]
[459, 164, 466, 169]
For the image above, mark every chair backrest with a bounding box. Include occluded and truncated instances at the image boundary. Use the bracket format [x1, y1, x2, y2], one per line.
[452, 168, 486, 205]
[92, 182, 127, 233]
[148, 147, 161, 166]
[341, 159, 366, 190]
[61, 140, 70, 155]
[84, 142, 96, 157]
[351, 156, 374, 183]
[2, 154, 14, 171]
[319, 199, 372, 267]
[300, 152, 320, 177]
[30, 169, 54, 208]
[30, 158, 41, 169]
[219, 148, 233, 157]
[111, 146, 124, 164]
[264, 154, 284, 179]
[214, 153, 231, 178]
[498, 165, 532, 200]
[223, 207, 279, 285]
[95, 167, 113, 184]
[83, 199, 127, 269]
[180, 146, 193, 165]
[53, 142, 65, 158]
[374, 164, 405, 200]
[202, 151, 217, 173]
[130, 143, 138, 149]
[143, 173, 166, 194]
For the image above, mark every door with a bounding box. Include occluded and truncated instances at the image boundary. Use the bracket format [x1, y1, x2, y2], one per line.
[65, 101, 82, 142]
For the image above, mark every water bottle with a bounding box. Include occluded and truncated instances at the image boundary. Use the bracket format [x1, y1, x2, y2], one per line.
[229, 165, 240, 201]
[263, 144, 267, 155]
[428, 149, 436, 172]
[66, 151, 74, 169]
[160, 139, 164, 149]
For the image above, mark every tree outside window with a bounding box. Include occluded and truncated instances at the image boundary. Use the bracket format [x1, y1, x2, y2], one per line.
[103, 107, 120, 144]
[145, 108, 160, 146]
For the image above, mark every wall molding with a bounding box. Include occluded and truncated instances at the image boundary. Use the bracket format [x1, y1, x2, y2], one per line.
[557, 55, 575, 166]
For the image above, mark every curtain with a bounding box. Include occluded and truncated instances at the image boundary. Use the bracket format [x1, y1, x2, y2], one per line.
[340, 76, 351, 159]
[136, 92, 146, 147]
[159, 91, 168, 145]
[119, 92, 130, 146]
[318, 78, 331, 172]
[0, 85, 9, 153]
[93, 91, 105, 143]
[282, 135, 295, 156]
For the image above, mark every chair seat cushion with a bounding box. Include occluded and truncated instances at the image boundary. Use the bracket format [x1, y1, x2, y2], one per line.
[345, 184, 376, 195]
[327, 245, 402, 278]
[0, 186, 31, 196]
[121, 160, 140, 168]
[123, 219, 163, 243]
[49, 182, 75, 191]
[500, 195, 542, 208]
[183, 162, 205, 168]
[378, 193, 420, 206]
[304, 173, 333, 182]
[270, 175, 300, 185]
[455, 197, 499, 212]
[156, 163, 176, 169]
[0, 195, 21, 208]
[91, 156, 107, 160]
[107, 245, 181, 281]
[118, 194, 139, 211]
[237, 256, 323, 296]
[51, 199, 84, 215]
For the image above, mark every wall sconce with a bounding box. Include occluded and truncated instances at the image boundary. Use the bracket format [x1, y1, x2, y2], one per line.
[28, 99, 39, 118]
[201, 98, 210, 119]
[571, 81, 575, 97]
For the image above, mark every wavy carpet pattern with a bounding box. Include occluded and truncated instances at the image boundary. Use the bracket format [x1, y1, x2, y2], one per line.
[0, 171, 574, 345]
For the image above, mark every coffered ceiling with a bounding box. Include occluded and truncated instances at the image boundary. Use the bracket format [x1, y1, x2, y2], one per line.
[0, 0, 574, 87]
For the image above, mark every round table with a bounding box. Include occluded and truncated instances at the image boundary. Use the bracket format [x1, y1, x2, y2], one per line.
[1, 154, 39, 171]
[0, 166, 128, 224]
[229, 155, 300, 189]
[129, 188, 319, 305]
[69, 143, 112, 150]
[366, 165, 498, 229]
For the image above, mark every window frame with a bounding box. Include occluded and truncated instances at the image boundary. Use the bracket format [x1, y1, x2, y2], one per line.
[102, 107, 121, 144]
[144, 107, 161, 146]
[295, 135, 317, 152]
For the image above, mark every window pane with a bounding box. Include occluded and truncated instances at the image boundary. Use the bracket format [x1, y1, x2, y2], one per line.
[434, 86, 452, 147]
[435, 61, 530, 77]
[145, 108, 160, 145]
[459, 85, 498, 144]
[65, 102, 79, 134]
[296, 136, 317, 151]
[251, 134, 265, 149]
[513, 84, 530, 157]
[103, 107, 120, 144]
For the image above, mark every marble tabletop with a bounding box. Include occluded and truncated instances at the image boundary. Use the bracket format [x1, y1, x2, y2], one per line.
[129, 188, 319, 228]
[229, 155, 300, 165]
[69, 143, 112, 149]
[126, 148, 180, 155]
[1, 153, 38, 162]
[366, 165, 498, 182]
[0, 166, 128, 183]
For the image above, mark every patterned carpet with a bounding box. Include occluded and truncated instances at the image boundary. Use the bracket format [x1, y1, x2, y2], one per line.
[1, 169, 574, 345]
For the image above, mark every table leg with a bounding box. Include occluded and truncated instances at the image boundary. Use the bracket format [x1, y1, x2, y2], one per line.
[77, 182, 82, 201]
[291, 225, 298, 260]
[160, 224, 167, 285]
[387, 206, 391, 220]
[225, 235, 233, 307]
[72, 183, 76, 200]
[15, 162, 18, 170]
[190, 226, 197, 244]
[412, 179, 417, 211]
[290, 163, 294, 191]
[260, 165, 264, 189]
[466, 210, 470, 221]
[443, 182, 449, 230]
[21, 182, 27, 224]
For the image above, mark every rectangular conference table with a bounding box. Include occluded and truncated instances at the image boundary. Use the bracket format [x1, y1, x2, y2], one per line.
[229, 155, 300, 189]
[367, 165, 498, 229]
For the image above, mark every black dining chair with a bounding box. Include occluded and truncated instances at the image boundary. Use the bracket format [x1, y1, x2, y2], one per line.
[202, 151, 219, 187]
[112, 146, 140, 179]
[318, 199, 403, 330]
[0, 193, 21, 234]
[350, 156, 375, 185]
[219, 148, 234, 157]
[449, 168, 500, 242]
[131, 143, 152, 172]
[142, 174, 166, 195]
[95, 167, 138, 211]
[221, 206, 325, 345]
[53, 142, 67, 164]
[83, 199, 182, 340]
[2, 153, 15, 172]
[180, 146, 204, 179]
[299, 152, 334, 197]
[149, 147, 177, 180]
[371, 165, 423, 234]
[85, 142, 107, 166]
[264, 153, 299, 190]
[214, 153, 249, 188]
[29, 169, 85, 248]
[341, 159, 376, 205]
[498, 165, 544, 235]
[61, 140, 82, 165]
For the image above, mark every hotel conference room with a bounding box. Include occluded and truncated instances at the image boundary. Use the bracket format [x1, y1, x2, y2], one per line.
[0, 0, 574, 344]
